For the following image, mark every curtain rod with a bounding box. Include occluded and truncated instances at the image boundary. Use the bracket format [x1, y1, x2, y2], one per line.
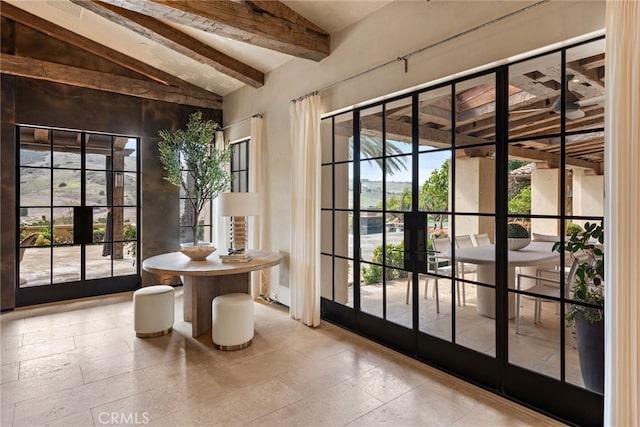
[291, 0, 550, 102]
[220, 113, 262, 130]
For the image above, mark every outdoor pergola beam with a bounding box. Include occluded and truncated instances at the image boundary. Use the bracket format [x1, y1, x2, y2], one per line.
[508, 145, 601, 173]
[70, 0, 264, 88]
[0, 53, 222, 109]
[0, 2, 221, 99]
[96, 0, 330, 61]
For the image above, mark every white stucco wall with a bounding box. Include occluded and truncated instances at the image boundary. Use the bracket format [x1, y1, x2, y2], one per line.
[222, 0, 605, 304]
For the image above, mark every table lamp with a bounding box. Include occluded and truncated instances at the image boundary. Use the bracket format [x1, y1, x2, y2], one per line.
[217, 192, 259, 254]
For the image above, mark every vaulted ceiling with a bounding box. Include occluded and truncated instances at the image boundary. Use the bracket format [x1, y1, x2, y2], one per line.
[0, 0, 391, 108]
[1, 1, 604, 172]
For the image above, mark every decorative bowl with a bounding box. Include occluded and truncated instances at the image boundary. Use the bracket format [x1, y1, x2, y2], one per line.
[508, 237, 531, 251]
[180, 243, 216, 260]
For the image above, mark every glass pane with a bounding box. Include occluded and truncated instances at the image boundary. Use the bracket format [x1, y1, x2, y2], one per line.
[123, 173, 137, 206]
[508, 52, 561, 139]
[360, 105, 383, 159]
[360, 159, 382, 210]
[122, 211, 137, 242]
[321, 210, 332, 254]
[334, 258, 353, 307]
[321, 118, 333, 163]
[179, 170, 191, 198]
[418, 271, 452, 341]
[232, 172, 244, 193]
[418, 151, 451, 215]
[52, 130, 81, 169]
[565, 39, 605, 133]
[114, 243, 137, 277]
[567, 133, 604, 219]
[360, 262, 382, 319]
[386, 155, 411, 212]
[53, 169, 81, 207]
[86, 133, 112, 168]
[334, 162, 352, 210]
[565, 316, 584, 389]
[418, 85, 452, 151]
[52, 208, 74, 245]
[239, 143, 247, 169]
[93, 207, 109, 243]
[321, 254, 333, 300]
[565, 301, 604, 393]
[456, 74, 496, 144]
[451, 215, 496, 356]
[52, 245, 81, 284]
[86, 243, 112, 280]
[455, 147, 495, 214]
[86, 170, 108, 206]
[20, 127, 50, 167]
[508, 144, 561, 217]
[113, 137, 135, 172]
[321, 165, 332, 209]
[385, 97, 412, 155]
[508, 289, 562, 380]
[386, 267, 411, 328]
[385, 213, 405, 265]
[334, 112, 354, 162]
[20, 246, 51, 287]
[334, 211, 352, 259]
[232, 144, 240, 170]
[360, 213, 383, 263]
[20, 167, 50, 207]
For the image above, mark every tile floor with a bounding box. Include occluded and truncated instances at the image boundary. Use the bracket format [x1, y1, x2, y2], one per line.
[1, 288, 566, 427]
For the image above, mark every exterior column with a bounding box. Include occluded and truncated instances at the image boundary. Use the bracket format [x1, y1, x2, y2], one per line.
[454, 157, 495, 239]
[572, 169, 604, 227]
[531, 167, 562, 235]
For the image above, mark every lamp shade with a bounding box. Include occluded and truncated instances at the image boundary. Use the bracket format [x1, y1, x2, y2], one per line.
[217, 192, 259, 217]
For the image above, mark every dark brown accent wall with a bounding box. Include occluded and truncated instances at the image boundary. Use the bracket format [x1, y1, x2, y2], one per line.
[0, 75, 221, 310]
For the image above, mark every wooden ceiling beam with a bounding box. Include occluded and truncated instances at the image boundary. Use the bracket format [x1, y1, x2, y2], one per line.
[0, 2, 221, 100]
[508, 144, 600, 172]
[0, 53, 222, 109]
[243, 1, 328, 35]
[70, 0, 264, 88]
[96, 0, 330, 61]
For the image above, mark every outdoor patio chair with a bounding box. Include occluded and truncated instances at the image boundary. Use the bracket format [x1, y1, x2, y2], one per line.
[515, 258, 580, 334]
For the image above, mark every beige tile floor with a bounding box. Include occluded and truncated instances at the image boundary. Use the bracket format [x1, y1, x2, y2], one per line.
[0, 288, 567, 427]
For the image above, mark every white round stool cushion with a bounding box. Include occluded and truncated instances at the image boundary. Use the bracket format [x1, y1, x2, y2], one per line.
[211, 293, 254, 350]
[133, 285, 175, 338]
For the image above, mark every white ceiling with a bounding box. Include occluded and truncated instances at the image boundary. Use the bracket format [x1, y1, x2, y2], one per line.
[6, 0, 393, 96]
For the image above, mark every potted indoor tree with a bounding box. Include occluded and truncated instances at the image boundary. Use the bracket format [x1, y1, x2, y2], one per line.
[553, 221, 604, 393]
[158, 111, 231, 260]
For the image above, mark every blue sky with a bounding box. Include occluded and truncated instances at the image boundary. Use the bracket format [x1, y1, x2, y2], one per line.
[360, 145, 450, 184]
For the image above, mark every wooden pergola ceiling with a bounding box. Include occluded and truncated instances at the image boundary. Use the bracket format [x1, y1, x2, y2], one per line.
[341, 52, 605, 174]
[0, 0, 330, 108]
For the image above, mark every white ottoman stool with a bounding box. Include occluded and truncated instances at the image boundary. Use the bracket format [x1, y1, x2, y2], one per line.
[211, 293, 254, 351]
[133, 285, 175, 338]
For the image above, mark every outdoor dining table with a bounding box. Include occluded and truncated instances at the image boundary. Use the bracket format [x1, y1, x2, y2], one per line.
[445, 241, 561, 318]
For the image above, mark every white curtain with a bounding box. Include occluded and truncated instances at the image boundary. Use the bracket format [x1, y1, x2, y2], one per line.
[289, 94, 321, 327]
[604, 1, 640, 425]
[249, 116, 267, 298]
[214, 130, 227, 251]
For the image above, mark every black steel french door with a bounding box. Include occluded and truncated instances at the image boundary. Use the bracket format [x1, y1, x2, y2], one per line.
[16, 126, 140, 306]
[321, 35, 605, 427]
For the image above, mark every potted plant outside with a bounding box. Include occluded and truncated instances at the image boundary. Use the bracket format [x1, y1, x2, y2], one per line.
[158, 111, 231, 260]
[553, 221, 604, 393]
[507, 222, 531, 250]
